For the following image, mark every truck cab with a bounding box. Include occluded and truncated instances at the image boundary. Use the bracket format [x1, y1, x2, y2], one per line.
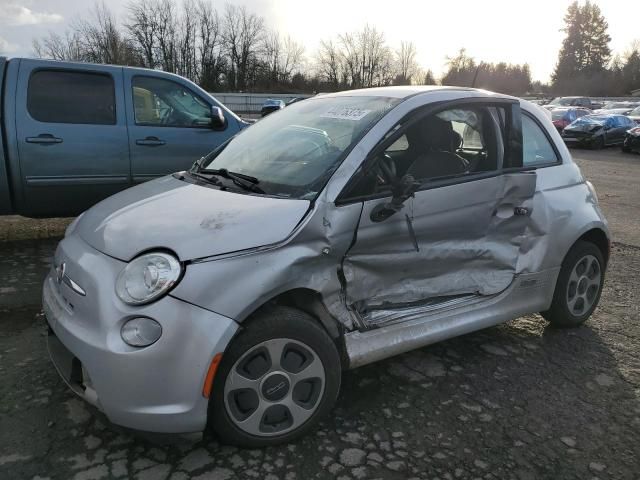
[0, 57, 246, 217]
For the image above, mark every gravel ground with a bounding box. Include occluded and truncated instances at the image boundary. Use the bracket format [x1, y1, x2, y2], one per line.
[0, 147, 639, 479]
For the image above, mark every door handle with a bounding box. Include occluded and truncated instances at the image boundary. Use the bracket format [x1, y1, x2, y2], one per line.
[26, 134, 63, 144]
[514, 207, 529, 216]
[136, 137, 166, 146]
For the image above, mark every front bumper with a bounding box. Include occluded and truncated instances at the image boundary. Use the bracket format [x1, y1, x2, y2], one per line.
[43, 233, 238, 433]
[562, 134, 596, 147]
[623, 135, 640, 152]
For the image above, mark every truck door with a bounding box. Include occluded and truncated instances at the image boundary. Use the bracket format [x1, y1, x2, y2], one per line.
[123, 71, 241, 183]
[15, 59, 130, 217]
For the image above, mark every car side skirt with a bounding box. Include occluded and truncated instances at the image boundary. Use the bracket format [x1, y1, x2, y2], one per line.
[344, 268, 559, 369]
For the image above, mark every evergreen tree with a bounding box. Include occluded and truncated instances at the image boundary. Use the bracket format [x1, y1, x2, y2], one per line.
[422, 69, 437, 85]
[552, 1, 611, 92]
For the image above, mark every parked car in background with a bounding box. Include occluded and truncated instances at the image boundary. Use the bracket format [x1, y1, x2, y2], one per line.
[286, 97, 307, 106]
[562, 114, 636, 149]
[593, 102, 640, 115]
[627, 106, 640, 124]
[44, 86, 609, 447]
[544, 96, 597, 110]
[550, 107, 590, 132]
[622, 125, 640, 153]
[0, 57, 247, 218]
[260, 99, 285, 117]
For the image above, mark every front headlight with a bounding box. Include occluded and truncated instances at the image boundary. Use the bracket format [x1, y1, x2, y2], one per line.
[115, 252, 182, 305]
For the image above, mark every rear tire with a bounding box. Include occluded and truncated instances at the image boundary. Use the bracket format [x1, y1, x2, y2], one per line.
[209, 306, 341, 447]
[541, 241, 605, 328]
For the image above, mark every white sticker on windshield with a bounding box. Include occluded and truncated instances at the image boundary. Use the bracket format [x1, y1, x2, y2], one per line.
[321, 107, 371, 121]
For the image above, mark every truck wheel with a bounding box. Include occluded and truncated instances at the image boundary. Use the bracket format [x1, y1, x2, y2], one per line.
[209, 306, 341, 447]
[541, 241, 605, 328]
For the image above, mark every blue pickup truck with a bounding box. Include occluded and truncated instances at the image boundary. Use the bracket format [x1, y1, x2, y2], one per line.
[0, 57, 247, 217]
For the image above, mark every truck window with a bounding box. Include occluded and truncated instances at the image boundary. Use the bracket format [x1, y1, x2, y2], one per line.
[27, 70, 116, 125]
[132, 76, 211, 128]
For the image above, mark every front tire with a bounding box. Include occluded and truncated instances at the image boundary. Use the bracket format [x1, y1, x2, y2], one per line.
[592, 136, 605, 150]
[541, 241, 605, 328]
[209, 306, 341, 447]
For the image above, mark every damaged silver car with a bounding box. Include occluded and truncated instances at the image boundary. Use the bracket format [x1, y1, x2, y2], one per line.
[43, 86, 610, 447]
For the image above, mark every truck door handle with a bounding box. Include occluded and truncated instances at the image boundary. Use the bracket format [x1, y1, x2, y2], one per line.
[136, 137, 166, 146]
[514, 207, 530, 216]
[26, 134, 63, 144]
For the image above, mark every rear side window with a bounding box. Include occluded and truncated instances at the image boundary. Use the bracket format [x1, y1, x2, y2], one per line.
[522, 114, 559, 167]
[28, 70, 116, 125]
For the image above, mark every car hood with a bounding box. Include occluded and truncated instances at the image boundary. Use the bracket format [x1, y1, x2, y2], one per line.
[565, 123, 603, 133]
[76, 175, 310, 261]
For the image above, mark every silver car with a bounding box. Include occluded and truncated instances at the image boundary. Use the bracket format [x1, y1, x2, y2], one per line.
[44, 86, 610, 447]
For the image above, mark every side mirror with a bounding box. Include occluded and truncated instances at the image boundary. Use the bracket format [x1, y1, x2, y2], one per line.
[210, 106, 226, 129]
[370, 174, 421, 223]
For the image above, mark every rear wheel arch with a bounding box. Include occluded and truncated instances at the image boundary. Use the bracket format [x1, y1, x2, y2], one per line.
[575, 227, 610, 267]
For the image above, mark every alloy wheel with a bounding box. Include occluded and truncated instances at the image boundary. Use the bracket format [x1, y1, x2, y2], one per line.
[566, 254, 602, 316]
[223, 338, 326, 437]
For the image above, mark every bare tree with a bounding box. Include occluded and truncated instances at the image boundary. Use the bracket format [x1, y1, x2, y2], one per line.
[154, 0, 178, 72]
[222, 4, 264, 91]
[126, 0, 159, 68]
[335, 25, 393, 88]
[176, 0, 198, 79]
[74, 3, 139, 65]
[395, 40, 419, 85]
[263, 31, 304, 85]
[280, 36, 304, 82]
[33, 31, 85, 61]
[316, 39, 342, 88]
[196, 0, 225, 89]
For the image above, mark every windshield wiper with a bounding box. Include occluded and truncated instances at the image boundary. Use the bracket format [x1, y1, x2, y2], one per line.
[200, 168, 264, 193]
[188, 170, 225, 188]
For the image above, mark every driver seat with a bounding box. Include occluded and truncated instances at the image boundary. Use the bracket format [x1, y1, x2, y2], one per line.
[406, 116, 469, 179]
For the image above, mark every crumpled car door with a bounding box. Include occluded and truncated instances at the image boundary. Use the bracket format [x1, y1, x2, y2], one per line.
[342, 171, 537, 315]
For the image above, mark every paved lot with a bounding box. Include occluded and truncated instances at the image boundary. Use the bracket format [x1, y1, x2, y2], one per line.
[1, 148, 639, 479]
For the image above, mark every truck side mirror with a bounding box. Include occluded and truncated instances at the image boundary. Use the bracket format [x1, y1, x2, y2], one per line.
[210, 106, 226, 129]
[370, 174, 421, 223]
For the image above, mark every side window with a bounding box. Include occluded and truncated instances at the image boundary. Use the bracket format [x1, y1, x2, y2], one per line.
[402, 107, 501, 182]
[344, 105, 504, 200]
[132, 76, 211, 127]
[27, 70, 116, 125]
[522, 114, 559, 167]
[385, 134, 409, 153]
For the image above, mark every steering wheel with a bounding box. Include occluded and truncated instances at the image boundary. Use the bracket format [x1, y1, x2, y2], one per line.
[159, 106, 174, 125]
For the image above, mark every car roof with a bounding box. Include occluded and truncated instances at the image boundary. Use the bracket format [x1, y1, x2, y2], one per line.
[319, 85, 515, 101]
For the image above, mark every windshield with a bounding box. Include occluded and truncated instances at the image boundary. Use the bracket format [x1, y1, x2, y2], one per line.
[202, 95, 400, 199]
[630, 106, 640, 116]
[605, 102, 634, 109]
[549, 97, 573, 106]
[571, 115, 607, 126]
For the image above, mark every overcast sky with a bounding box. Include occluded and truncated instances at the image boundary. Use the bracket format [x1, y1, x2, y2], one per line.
[1, 0, 638, 83]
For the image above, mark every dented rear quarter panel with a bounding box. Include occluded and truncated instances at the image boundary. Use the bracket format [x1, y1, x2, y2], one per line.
[516, 101, 610, 273]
